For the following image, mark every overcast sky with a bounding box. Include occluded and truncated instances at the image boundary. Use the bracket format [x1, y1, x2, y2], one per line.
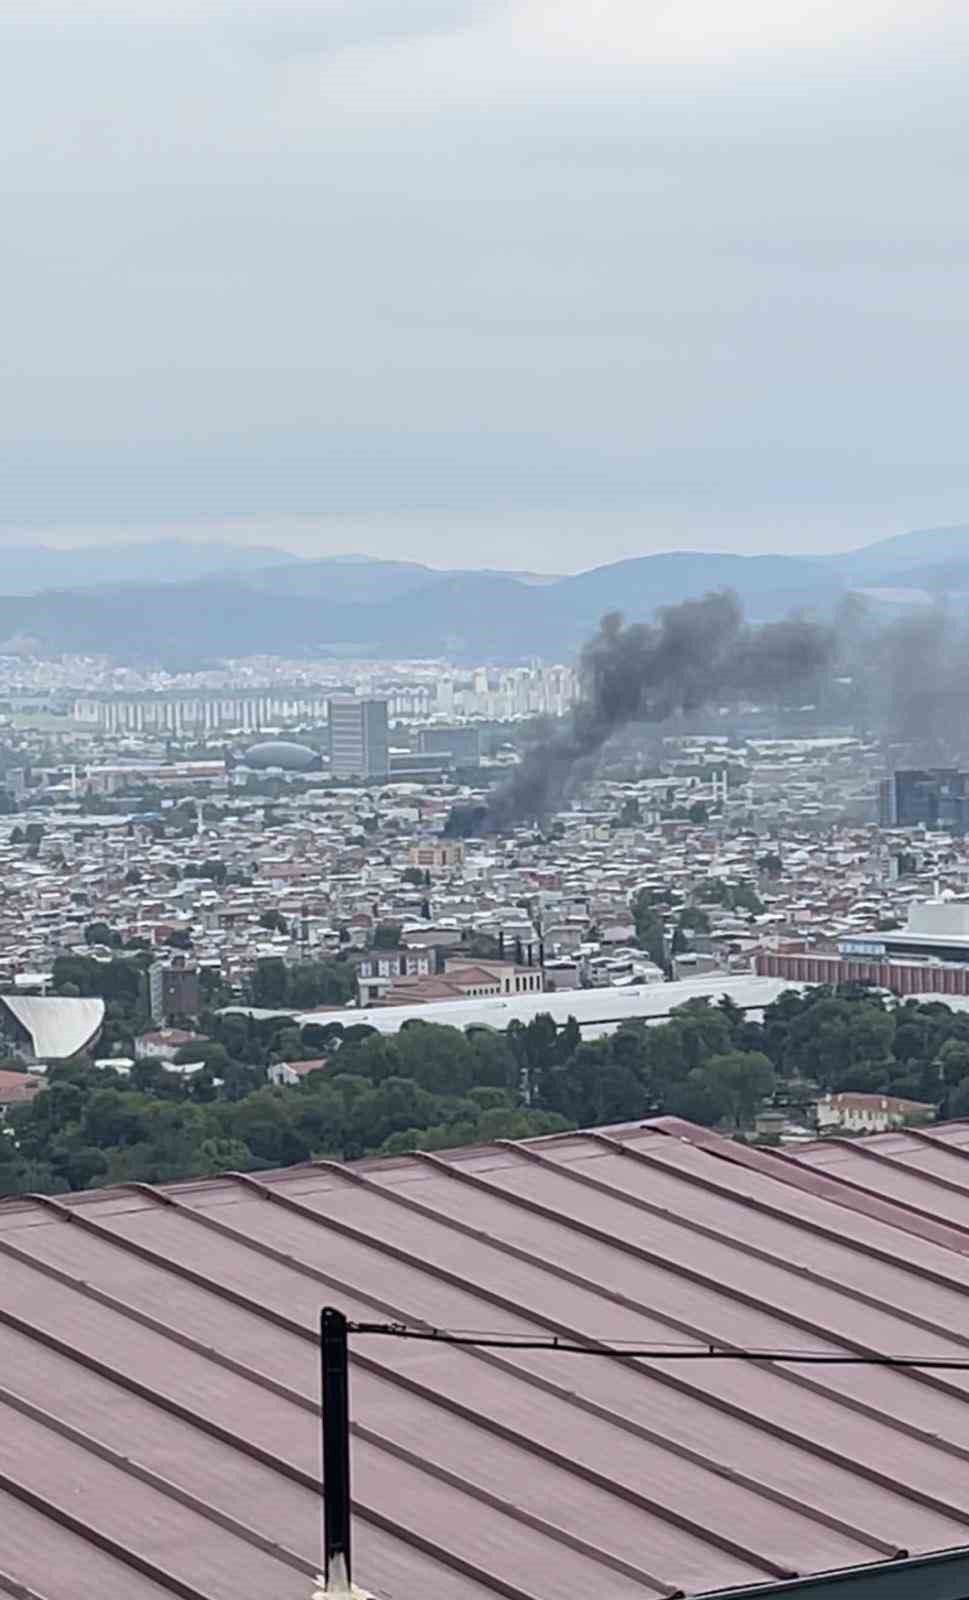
[2, 0, 968, 571]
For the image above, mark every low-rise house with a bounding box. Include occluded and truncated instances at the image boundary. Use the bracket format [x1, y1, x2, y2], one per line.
[815, 1091, 936, 1135]
[134, 1028, 209, 1063]
[0, 1069, 45, 1112]
[267, 1058, 327, 1086]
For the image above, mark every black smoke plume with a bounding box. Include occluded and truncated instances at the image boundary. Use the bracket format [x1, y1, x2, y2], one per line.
[478, 590, 832, 832]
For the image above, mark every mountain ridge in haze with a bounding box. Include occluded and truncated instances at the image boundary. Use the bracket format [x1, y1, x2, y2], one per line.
[0, 537, 295, 594]
[0, 523, 965, 665]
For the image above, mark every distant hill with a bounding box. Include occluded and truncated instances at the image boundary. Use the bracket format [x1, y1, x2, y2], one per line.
[0, 537, 297, 594]
[826, 524, 969, 581]
[1, 523, 966, 664]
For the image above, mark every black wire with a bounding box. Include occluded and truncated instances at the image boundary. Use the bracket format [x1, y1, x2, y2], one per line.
[347, 1322, 969, 1368]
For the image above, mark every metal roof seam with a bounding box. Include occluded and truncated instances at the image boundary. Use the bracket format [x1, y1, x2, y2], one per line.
[1, 1369, 678, 1600]
[409, 1151, 969, 1414]
[0, 1301, 326, 1490]
[19, 1163, 969, 1543]
[13, 1126, 969, 1599]
[31, 1180, 779, 1589]
[0, 1466, 218, 1600]
[0, 1568, 52, 1600]
[225, 1174, 803, 1574]
[397, 1159, 969, 1533]
[647, 1121, 969, 1255]
[903, 1127, 969, 1165]
[0, 1386, 319, 1584]
[495, 1137, 969, 1355]
[769, 1152, 969, 1236]
[0, 1302, 548, 1600]
[301, 1164, 902, 1559]
[587, 1133, 969, 1300]
[351, 1420, 685, 1598]
[815, 1141, 969, 1200]
[119, 1178, 422, 1316]
[0, 1232, 330, 1413]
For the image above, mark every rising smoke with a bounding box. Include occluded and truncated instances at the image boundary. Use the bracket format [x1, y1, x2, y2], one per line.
[477, 590, 832, 832]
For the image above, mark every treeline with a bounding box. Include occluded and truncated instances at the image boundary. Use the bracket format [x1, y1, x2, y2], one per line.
[5, 983, 969, 1198]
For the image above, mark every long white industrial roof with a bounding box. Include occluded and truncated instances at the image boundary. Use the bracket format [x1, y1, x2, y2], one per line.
[0, 995, 106, 1060]
[226, 973, 800, 1039]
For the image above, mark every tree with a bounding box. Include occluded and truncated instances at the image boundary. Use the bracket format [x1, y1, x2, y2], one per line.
[666, 1068, 733, 1126]
[716, 994, 746, 1037]
[467, 1030, 519, 1092]
[948, 1079, 969, 1119]
[258, 909, 288, 934]
[373, 922, 403, 950]
[632, 890, 665, 968]
[703, 1051, 775, 1128]
[757, 852, 783, 879]
[251, 958, 290, 1009]
[401, 867, 425, 887]
[730, 882, 763, 915]
[395, 1022, 475, 1096]
[687, 801, 709, 825]
[85, 921, 115, 947]
[938, 1039, 969, 1086]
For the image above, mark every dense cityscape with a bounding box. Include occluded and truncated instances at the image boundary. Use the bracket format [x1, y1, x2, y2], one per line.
[5, 0, 969, 1589]
[6, 636, 969, 1199]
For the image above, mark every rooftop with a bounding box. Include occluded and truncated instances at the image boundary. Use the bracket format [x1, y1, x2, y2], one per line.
[5, 1120, 969, 1597]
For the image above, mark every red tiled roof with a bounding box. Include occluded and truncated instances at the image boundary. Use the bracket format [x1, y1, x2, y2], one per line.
[4, 1122, 969, 1597]
[0, 1069, 43, 1105]
[279, 1058, 328, 1077]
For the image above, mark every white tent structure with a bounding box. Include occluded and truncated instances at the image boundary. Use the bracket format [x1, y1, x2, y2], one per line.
[0, 995, 106, 1063]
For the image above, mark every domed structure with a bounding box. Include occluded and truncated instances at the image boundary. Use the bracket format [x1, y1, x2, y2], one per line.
[243, 740, 320, 772]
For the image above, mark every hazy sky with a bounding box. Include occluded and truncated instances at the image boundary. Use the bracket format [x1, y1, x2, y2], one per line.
[2, 0, 968, 571]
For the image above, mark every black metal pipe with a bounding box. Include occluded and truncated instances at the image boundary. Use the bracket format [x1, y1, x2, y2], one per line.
[320, 1306, 352, 1590]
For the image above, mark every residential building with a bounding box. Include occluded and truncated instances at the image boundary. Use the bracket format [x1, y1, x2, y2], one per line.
[134, 1027, 209, 1063]
[148, 959, 202, 1024]
[0, 1068, 45, 1111]
[815, 1091, 936, 1134]
[442, 957, 545, 995]
[266, 1058, 327, 1086]
[409, 840, 465, 871]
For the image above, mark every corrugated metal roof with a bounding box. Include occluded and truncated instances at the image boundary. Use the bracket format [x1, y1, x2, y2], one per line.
[4, 1121, 969, 1599]
[0, 995, 105, 1060]
[788, 1121, 969, 1236]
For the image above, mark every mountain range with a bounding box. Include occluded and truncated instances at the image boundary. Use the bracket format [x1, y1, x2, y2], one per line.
[0, 524, 966, 666]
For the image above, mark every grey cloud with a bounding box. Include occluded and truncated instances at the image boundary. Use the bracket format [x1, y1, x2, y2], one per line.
[0, 1, 967, 567]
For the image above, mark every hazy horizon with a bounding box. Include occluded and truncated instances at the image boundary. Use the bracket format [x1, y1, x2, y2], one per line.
[6, 513, 969, 576]
[3, 0, 968, 570]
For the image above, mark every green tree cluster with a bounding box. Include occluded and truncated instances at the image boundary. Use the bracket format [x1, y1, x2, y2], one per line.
[249, 957, 357, 1010]
[8, 983, 969, 1201]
